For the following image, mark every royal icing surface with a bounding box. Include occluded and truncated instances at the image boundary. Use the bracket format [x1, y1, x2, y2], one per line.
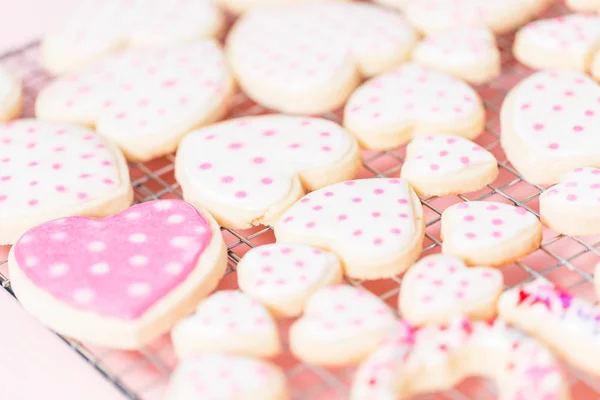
[13, 200, 213, 319]
[352, 318, 566, 400]
[442, 201, 539, 249]
[402, 134, 496, 178]
[400, 254, 503, 325]
[275, 178, 422, 273]
[37, 41, 231, 156]
[177, 116, 357, 212]
[0, 120, 123, 219]
[542, 167, 600, 207]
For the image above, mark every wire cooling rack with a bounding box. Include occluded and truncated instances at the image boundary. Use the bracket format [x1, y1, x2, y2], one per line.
[3, 2, 600, 399]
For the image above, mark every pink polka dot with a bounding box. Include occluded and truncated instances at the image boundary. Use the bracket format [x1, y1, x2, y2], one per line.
[344, 181, 356, 186]
[261, 177, 273, 185]
[439, 150, 448, 157]
[0, 175, 10, 181]
[321, 146, 332, 152]
[79, 173, 91, 179]
[492, 231, 503, 239]
[390, 228, 401, 234]
[300, 198, 310, 203]
[28, 199, 38, 206]
[430, 164, 440, 171]
[573, 125, 584, 132]
[590, 183, 600, 189]
[221, 176, 234, 183]
[463, 215, 475, 222]
[252, 157, 265, 164]
[446, 138, 457, 144]
[199, 162, 212, 170]
[373, 188, 384, 195]
[52, 163, 62, 170]
[373, 238, 383, 246]
[585, 110, 595, 117]
[283, 216, 293, 223]
[353, 230, 362, 236]
[228, 142, 243, 150]
[0, 195, 6, 202]
[324, 191, 334, 197]
[593, 170, 600, 175]
[262, 130, 277, 137]
[492, 219, 504, 225]
[465, 232, 476, 239]
[460, 157, 470, 165]
[565, 182, 577, 187]
[552, 105, 563, 111]
[533, 123, 544, 131]
[352, 197, 362, 203]
[306, 221, 316, 228]
[77, 192, 88, 199]
[235, 191, 247, 199]
[312, 205, 323, 211]
[29, 181, 38, 186]
[101, 160, 112, 166]
[55, 185, 67, 192]
[398, 213, 408, 218]
[320, 131, 330, 137]
[457, 203, 469, 209]
[337, 214, 347, 221]
[486, 204, 499, 211]
[289, 143, 301, 149]
[515, 207, 527, 215]
[372, 212, 381, 217]
[397, 199, 408, 205]
[102, 178, 115, 185]
[567, 194, 578, 202]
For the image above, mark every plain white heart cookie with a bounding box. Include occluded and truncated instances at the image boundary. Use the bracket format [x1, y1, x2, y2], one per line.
[399, 254, 503, 326]
[0, 119, 132, 245]
[400, 134, 498, 197]
[343, 63, 485, 150]
[499, 278, 600, 376]
[175, 115, 361, 229]
[36, 40, 233, 162]
[501, 70, 600, 184]
[237, 243, 343, 317]
[167, 354, 289, 400]
[540, 167, 600, 235]
[171, 290, 280, 359]
[0, 66, 22, 122]
[41, 0, 224, 74]
[227, 3, 418, 114]
[514, 14, 600, 72]
[412, 27, 501, 84]
[275, 178, 425, 279]
[351, 318, 569, 400]
[441, 201, 542, 266]
[289, 284, 396, 366]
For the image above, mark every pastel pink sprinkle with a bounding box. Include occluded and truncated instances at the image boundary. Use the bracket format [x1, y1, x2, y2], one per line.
[446, 138, 457, 144]
[55, 185, 67, 192]
[321, 146, 332, 152]
[372, 212, 381, 218]
[573, 125, 584, 132]
[253, 157, 265, 164]
[487, 204, 499, 211]
[439, 150, 448, 157]
[390, 228, 401, 234]
[430, 164, 440, 171]
[463, 215, 475, 222]
[261, 177, 273, 185]
[312, 205, 323, 211]
[352, 197, 362, 203]
[585, 110, 595, 117]
[228, 142, 243, 150]
[566, 194, 578, 202]
[221, 176, 234, 183]
[398, 199, 408, 205]
[552, 105, 562, 111]
[283, 216, 293, 223]
[324, 191, 334, 197]
[533, 123, 544, 131]
[77, 192, 88, 199]
[460, 157, 470, 165]
[492, 231, 502, 238]
[306, 221, 316, 228]
[337, 214, 348, 221]
[28, 199, 38, 206]
[373, 188, 384, 195]
[235, 191, 247, 199]
[262, 130, 275, 137]
[373, 238, 383, 246]
[353, 230, 363, 236]
[492, 219, 504, 225]
[465, 232, 476, 239]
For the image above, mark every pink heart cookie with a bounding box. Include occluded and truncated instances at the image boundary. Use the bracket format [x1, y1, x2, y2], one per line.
[399, 254, 503, 325]
[501, 70, 600, 184]
[540, 167, 600, 235]
[401, 133, 498, 197]
[8, 200, 227, 349]
[275, 178, 425, 279]
[343, 63, 485, 150]
[0, 119, 132, 245]
[237, 243, 343, 317]
[514, 14, 600, 72]
[175, 115, 361, 229]
[289, 284, 397, 366]
[171, 290, 281, 359]
[167, 354, 289, 400]
[441, 201, 542, 266]
[36, 40, 233, 161]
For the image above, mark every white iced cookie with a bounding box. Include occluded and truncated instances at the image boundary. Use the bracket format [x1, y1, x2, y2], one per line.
[566, 0, 600, 12]
[514, 14, 600, 72]
[227, 3, 418, 114]
[237, 244, 343, 318]
[167, 354, 289, 400]
[289, 285, 396, 366]
[399, 254, 503, 326]
[36, 41, 233, 162]
[275, 178, 425, 279]
[540, 167, 600, 236]
[218, 0, 350, 15]
[501, 70, 600, 184]
[400, 134, 498, 197]
[351, 318, 569, 400]
[499, 278, 600, 376]
[0, 119, 132, 245]
[441, 201, 542, 266]
[175, 115, 361, 229]
[412, 27, 501, 84]
[171, 290, 280, 359]
[0, 66, 22, 122]
[41, 0, 223, 74]
[404, 0, 546, 35]
[344, 63, 485, 150]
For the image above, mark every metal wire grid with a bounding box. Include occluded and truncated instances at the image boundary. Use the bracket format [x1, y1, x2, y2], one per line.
[3, 4, 600, 399]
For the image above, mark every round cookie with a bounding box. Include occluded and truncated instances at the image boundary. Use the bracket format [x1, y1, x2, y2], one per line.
[501, 70, 600, 184]
[411, 27, 501, 85]
[175, 115, 361, 229]
[237, 243, 343, 318]
[0, 66, 22, 121]
[344, 63, 485, 150]
[400, 134, 498, 197]
[513, 14, 600, 73]
[0, 119, 132, 245]
[227, 3, 418, 114]
[36, 40, 233, 162]
[41, 0, 224, 74]
[8, 200, 227, 349]
[441, 201, 542, 267]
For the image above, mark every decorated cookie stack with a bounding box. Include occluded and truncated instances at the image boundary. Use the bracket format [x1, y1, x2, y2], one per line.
[3, 0, 600, 398]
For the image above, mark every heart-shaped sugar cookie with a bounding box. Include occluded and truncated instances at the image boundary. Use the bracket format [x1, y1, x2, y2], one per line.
[540, 167, 600, 235]
[175, 115, 361, 229]
[0, 119, 132, 245]
[514, 14, 600, 72]
[399, 254, 503, 325]
[441, 201, 542, 266]
[237, 243, 343, 317]
[401, 134, 498, 197]
[0, 66, 21, 122]
[8, 200, 227, 349]
[275, 178, 425, 279]
[167, 354, 289, 400]
[172, 290, 281, 359]
[501, 70, 600, 184]
[36, 40, 233, 161]
[343, 63, 485, 150]
[289, 285, 396, 366]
